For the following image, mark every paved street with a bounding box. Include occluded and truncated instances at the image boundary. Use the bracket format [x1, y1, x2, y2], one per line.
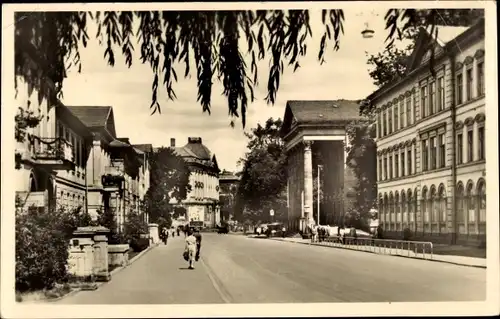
[57, 233, 486, 304]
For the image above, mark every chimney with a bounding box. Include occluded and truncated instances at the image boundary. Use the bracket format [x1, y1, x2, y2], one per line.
[170, 138, 176, 147]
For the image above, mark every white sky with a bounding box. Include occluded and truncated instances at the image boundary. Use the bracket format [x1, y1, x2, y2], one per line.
[61, 9, 402, 172]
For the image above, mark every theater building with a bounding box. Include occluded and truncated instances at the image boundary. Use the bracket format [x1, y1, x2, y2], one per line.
[369, 19, 485, 246]
[170, 137, 220, 228]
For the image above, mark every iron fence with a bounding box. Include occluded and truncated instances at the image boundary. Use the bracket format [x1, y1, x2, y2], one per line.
[313, 236, 434, 260]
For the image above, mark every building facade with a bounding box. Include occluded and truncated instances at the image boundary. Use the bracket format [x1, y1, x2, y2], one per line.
[170, 137, 220, 228]
[219, 170, 241, 222]
[14, 77, 93, 213]
[369, 20, 485, 246]
[68, 106, 150, 231]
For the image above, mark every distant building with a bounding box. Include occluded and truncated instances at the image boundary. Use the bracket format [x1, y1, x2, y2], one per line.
[169, 137, 220, 228]
[369, 19, 485, 246]
[219, 170, 241, 222]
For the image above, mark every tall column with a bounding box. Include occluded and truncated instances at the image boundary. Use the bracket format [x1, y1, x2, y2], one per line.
[303, 140, 314, 226]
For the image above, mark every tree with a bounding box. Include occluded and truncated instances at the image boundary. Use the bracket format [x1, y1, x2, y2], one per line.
[144, 147, 191, 224]
[14, 9, 480, 128]
[236, 118, 287, 223]
[344, 121, 377, 230]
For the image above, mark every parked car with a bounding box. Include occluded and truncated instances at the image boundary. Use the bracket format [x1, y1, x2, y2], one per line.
[266, 222, 285, 237]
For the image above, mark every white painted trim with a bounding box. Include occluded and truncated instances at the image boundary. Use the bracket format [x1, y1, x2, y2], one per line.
[303, 135, 345, 141]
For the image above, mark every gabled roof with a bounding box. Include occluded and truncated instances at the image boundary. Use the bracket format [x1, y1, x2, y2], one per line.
[280, 100, 365, 137]
[405, 25, 468, 74]
[66, 105, 117, 137]
[133, 144, 153, 153]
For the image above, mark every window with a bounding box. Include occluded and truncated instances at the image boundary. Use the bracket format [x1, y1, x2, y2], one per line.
[467, 130, 473, 162]
[378, 159, 383, 181]
[477, 62, 484, 96]
[383, 111, 387, 136]
[407, 149, 412, 175]
[457, 133, 463, 164]
[400, 99, 405, 128]
[421, 86, 428, 118]
[395, 154, 399, 178]
[439, 134, 446, 168]
[383, 157, 388, 180]
[430, 137, 437, 170]
[422, 140, 428, 171]
[389, 156, 393, 179]
[429, 81, 436, 115]
[377, 113, 382, 138]
[478, 126, 485, 160]
[401, 152, 405, 177]
[466, 68, 473, 101]
[76, 139, 81, 167]
[413, 93, 417, 122]
[437, 77, 445, 111]
[388, 108, 393, 134]
[406, 95, 412, 125]
[456, 73, 463, 105]
[394, 104, 399, 131]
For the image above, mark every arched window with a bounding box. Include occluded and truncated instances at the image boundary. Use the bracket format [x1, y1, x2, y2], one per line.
[438, 185, 446, 227]
[395, 192, 400, 230]
[430, 186, 438, 227]
[379, 195, 384, 227]
[401, 191, 407, 227]
[383, 194, 389, 226]
[466, 182, 475, 232]
[456, 183, 465, 234]
[407, 190, 413, 228]
[477, 179, 486, 234]
[421, 187, 429, 231]
[414, 188, 419, 232]
[389, 193, 394, 230]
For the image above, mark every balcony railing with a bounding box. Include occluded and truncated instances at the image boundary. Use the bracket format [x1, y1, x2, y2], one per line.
[32, 137, 74, 162]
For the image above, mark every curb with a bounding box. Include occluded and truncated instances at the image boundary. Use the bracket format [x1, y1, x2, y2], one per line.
[269, 238, 487, 269]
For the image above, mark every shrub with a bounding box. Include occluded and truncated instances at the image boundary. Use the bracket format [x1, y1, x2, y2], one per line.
[403, 228, 412, 241]
[16, 206, 92, 292]
[96, 208, 123, 244]
[129, 237, 150, 252]
[124, 210, 149, 242]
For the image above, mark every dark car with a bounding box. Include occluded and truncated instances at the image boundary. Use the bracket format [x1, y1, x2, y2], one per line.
[266, 222, 285, 237]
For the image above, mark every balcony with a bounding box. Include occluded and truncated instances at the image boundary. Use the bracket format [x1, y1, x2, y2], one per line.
[25, 137, 74, 171]
[16, 190, 48, 208]
[102, 166, 125, 192]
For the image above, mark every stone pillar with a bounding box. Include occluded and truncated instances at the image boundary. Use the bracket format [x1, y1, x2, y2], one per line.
[67, 231, 95, 281]
[92, 227, 111, 282]
[148, 223, 159, 244]
[303, 140, 314, 226]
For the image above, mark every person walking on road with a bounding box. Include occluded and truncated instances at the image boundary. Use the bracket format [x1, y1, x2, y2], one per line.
[177, 228, 180, 237]
[162, 227, 169, 245]
[184, 229, 198, 269]
[193, 228, 202, 261]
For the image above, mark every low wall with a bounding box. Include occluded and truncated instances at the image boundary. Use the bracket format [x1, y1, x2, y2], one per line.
[108, 244, 130, 267]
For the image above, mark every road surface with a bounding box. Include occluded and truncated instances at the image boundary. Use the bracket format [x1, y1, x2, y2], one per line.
[57, 233, 486, 304]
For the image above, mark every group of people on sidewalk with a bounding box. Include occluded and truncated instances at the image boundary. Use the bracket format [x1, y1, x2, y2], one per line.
[160, 226, 181, 245]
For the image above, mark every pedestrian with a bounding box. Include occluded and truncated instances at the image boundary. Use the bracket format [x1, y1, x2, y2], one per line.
[162, 227, 169, 245]
[177, 228, 180, 237]
[193, 227, 202, 261]
[281, 226, 286, 238]
[310, 224, 318, 243]
[184, 229, 197, 269]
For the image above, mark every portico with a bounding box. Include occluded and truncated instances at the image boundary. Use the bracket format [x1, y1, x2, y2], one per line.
[280, 100, 366, 235]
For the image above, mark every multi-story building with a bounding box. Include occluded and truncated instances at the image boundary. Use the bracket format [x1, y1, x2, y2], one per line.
[169, 137, 220, 228]
[369, 19, 485, 246]
[14, 78, 93, 212]
[68, 106, 148, 231]
[133, 144, 153, 224]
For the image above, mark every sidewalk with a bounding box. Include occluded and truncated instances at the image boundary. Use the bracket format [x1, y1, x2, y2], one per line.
[269, 237, 487, 268]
